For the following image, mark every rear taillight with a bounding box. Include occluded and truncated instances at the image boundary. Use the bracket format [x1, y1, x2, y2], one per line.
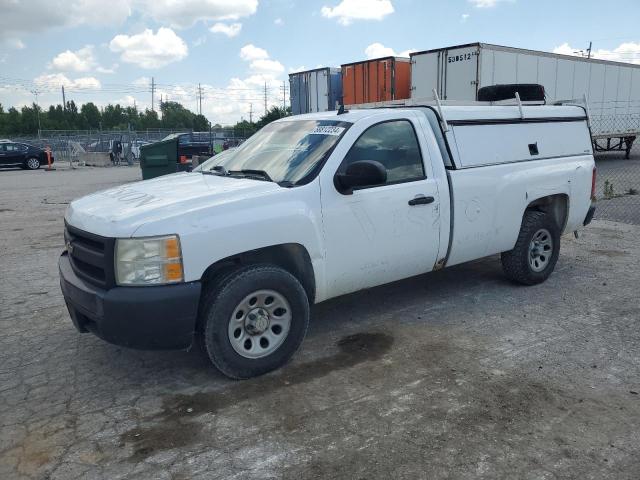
[591, 167, 597, 200]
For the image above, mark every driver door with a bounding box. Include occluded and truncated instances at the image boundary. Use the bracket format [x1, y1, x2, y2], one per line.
[320, 112, 442, 299]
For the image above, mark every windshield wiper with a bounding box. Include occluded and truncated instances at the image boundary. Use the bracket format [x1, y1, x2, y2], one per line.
[228, 169, 273, 182]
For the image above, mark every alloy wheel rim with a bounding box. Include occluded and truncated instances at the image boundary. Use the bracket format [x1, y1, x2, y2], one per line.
[528, 228, 553, 272]
[228, 289, 292, 359]
[27, 158, 39, 169]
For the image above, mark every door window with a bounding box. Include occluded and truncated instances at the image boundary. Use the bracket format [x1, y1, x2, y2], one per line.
[340, 120, 425, 185]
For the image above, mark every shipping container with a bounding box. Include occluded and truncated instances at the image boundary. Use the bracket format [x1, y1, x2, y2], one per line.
[410, 43, 640, 156]
[289, 67, 342, 115]
[342, 57, 411, 105]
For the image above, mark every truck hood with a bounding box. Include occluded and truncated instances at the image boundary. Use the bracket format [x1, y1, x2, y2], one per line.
[65, 172, 282, 237]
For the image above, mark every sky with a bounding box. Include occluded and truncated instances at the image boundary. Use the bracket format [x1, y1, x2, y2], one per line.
[1, 0, 639, 125]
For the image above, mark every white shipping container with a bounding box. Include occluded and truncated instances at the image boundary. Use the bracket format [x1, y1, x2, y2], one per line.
[411, 43, 640, 157]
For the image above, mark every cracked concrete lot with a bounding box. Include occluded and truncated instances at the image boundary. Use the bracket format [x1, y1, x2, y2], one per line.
[1, 166, 639, 480]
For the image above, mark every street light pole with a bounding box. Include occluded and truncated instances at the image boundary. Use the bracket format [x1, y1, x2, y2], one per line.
[30, 89, 42, 138]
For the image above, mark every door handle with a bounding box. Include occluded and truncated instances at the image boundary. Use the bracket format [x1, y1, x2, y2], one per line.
[408, 195, 435, 206]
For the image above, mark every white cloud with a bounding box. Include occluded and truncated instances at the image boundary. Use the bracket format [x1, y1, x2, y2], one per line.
[96, 64, 118, 74]
[0, 0, 257, 39]
[240, 44, 269, 61]
[365, 42, 395, 58]
[289, 65, 308, 74]
[114, 95, 137, 106]
[461, 13, 470, 22]
[133, 77, 151, 87]
[249, 59, 284, 74]
[142, 0, 258, 28]
[48, 45, 117, 74]
[274, 18, 284, 26]
[321, 0, 394, 26]
[364, 42, 414, 59]
[201, 74, 285, 124]
[210, 22, 242, 37]
[468, 0, 513, 7]
[553, 42, 640, 65]
[109, 28, 188, 69]
[49, 46, 96, 72]
[0, 0, 132, 40]
[2, 38, 25, 49]
[238, 44, 284, 74]
[34, 73, 101, 90]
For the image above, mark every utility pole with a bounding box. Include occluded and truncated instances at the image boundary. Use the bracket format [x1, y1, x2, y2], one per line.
[264, 82, 268, 115]
[61, 85, 66, 111]
[30, 89, 42, 138]
[587, 41, 592, 59]
[198, 83, 203, 115]
[281, 81, 286, 109]
[249, 103, 253, 123]
[151, 76, 155, 111]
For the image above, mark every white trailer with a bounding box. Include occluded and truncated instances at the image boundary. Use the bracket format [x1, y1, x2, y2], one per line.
[410, 43, 640, 157]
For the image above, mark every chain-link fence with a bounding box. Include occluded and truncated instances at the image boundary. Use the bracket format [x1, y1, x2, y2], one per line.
[11, 127, 247, 167]
[594, 138, 640, 226]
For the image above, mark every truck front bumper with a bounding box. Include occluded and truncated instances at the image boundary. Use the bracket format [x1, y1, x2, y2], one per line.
[59, 252, 202, 350]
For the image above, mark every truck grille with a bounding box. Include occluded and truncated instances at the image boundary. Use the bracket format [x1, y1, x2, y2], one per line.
[64, 223, 115, 288]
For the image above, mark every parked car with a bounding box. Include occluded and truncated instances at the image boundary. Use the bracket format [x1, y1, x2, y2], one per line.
[0, 141, 54, 170]
[59, 102, 596, 379]
[161, 132, 213, 159]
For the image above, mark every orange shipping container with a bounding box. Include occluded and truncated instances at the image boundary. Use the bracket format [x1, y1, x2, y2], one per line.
[341, 56, 411, 105]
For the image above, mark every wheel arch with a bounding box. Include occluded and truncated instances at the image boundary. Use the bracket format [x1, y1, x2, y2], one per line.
[200, 243, 316, 304]
[525, 193, 569, 233]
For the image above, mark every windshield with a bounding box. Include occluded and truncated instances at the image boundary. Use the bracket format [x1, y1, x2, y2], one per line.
[193, 149, 237, 172]
[200, 119, 350, 184]
[161, 133, 183, 141]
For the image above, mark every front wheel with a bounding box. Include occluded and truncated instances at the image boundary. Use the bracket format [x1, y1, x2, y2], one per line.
[501, 210, 560, 285]
[25, 157, 40, 170]
[200, 265, 310, 379]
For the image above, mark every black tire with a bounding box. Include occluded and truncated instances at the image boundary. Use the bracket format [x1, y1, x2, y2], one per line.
[24, 157, 40, 170]
[501, 210, 560, 285]
[200, 264, 310, 379]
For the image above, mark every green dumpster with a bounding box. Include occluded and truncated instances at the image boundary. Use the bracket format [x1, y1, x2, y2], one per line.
[139, 137, 179, 180]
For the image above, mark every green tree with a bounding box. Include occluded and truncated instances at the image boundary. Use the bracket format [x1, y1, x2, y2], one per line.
[19, 104, 41, 134]
[256, 106, 291, 128]
[139, 109, 161, 130]
[80, 102, 101, 129]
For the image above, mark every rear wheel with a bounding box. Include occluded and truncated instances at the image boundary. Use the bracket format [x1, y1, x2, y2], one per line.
[501, 210, 560, 285]
[200, 265, 310, 379]
[25, 157, 40, 170]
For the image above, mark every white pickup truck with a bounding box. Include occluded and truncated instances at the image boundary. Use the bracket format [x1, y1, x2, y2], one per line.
[59, 104, 596, 378]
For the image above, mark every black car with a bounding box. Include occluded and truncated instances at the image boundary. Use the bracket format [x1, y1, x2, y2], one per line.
[0, 141, 54, 170]
[162, 133, 213, 159]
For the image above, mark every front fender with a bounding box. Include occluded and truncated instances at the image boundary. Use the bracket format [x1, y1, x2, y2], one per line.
[133, 180, 327, 300]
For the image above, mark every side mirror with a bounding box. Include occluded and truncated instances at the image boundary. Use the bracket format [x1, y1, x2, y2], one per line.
[335, 160, 387, 194]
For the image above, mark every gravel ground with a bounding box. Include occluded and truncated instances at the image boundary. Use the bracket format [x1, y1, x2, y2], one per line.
[1, 166, 639, 480]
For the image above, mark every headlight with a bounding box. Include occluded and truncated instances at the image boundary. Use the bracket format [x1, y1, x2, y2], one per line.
[115, 235, 184, 286]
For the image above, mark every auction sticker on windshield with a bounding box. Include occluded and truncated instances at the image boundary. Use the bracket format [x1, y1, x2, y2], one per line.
[308, 126, 345, 136]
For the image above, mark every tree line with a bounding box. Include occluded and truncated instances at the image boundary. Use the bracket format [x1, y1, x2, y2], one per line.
[0, 100, 291, 137]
